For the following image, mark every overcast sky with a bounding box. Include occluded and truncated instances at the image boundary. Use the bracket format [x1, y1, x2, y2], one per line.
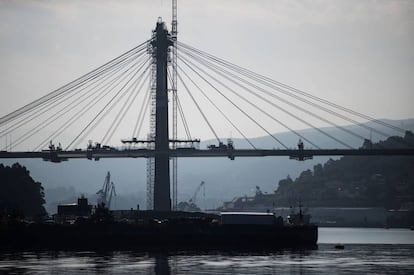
[1, 0, 413, 145]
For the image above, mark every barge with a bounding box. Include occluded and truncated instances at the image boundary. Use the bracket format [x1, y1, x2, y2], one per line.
[0, 211, 318, 251]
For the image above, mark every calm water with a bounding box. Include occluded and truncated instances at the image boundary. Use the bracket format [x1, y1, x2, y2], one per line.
[1, 228, 413, 274]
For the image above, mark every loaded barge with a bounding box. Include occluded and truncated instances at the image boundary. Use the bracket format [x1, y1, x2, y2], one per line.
[0, 211, 317, 251]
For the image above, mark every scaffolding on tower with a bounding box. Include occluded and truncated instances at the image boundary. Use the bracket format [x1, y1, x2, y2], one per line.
[146, 35, 157, 210]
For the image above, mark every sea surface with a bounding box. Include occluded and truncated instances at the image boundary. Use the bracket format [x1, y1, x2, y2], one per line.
[0, 227, 413, 274]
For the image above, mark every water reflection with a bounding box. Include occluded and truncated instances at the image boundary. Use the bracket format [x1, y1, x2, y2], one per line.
[92, 251, 114, 273]
[1, 228, 414, 274]
[154, 254, 171, 275]
[0, 245, 413, 274]
[153, 248, 317, 275]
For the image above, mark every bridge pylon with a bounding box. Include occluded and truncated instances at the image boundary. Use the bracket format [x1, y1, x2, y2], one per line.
[151, 19, 173, 211]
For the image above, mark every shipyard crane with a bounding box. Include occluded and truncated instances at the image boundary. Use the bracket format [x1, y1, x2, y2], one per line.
[189, 181, 205, 205]
[177, 181, 205, 212]
[107, 182, 116, 209]
[96, 171, 116, 209]
[255, 186, 263, 196]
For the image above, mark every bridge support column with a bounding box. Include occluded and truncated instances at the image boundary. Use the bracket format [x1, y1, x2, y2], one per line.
[152, 20, 172, 211]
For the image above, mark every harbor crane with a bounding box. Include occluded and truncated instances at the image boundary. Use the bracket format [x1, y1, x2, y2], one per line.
[177, 181, 205, 212]
[189, 181, 205, 206]
[255, 186, 263, 196]
[189, 181, 205, 204]
[96, 171, 116, 209]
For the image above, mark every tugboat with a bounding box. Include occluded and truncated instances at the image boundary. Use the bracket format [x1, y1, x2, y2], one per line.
[287, 203, 311, 225]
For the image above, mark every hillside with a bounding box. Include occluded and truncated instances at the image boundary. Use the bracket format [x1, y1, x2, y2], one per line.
[245, 131, 414, 210]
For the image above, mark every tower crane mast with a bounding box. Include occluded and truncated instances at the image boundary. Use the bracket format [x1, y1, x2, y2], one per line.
[171, 0, 178, 210]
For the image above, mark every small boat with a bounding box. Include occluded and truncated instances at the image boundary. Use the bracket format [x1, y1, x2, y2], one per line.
[334, 244, 345, 249]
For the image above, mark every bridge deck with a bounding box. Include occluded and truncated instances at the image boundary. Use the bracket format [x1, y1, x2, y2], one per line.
[1, 148, 414, 162]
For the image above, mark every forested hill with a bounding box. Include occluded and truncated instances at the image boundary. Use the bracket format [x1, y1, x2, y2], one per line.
[273, 131, 414, 209]
[0, 163, 47, 218]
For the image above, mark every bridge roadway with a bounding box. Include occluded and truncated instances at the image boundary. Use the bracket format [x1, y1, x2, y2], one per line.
[1, 148, 414, 162]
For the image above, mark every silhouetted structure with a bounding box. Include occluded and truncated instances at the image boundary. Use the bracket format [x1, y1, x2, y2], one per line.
[56, 196, 92, 222]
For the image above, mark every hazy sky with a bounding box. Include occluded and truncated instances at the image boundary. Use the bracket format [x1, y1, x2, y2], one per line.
[1, 0, 414, 145]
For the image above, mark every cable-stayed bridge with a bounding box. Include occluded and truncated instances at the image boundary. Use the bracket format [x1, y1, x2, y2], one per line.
[1, 14, 413, 210]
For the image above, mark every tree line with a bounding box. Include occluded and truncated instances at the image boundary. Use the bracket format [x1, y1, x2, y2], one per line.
[0, 163, 47, 219]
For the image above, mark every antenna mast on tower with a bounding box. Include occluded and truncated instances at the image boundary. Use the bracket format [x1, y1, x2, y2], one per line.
[171, 0, 178, 210]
